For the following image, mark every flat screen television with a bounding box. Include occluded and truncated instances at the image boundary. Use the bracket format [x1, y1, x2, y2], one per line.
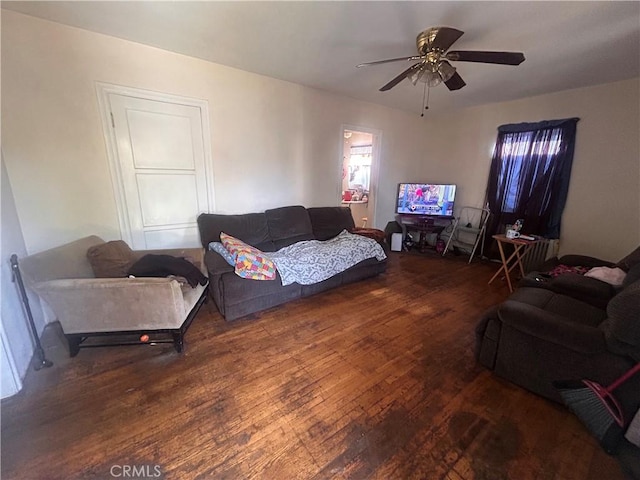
[396, 183, 456, 217]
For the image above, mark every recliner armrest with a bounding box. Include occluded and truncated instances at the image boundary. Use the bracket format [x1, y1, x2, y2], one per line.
[548, 273, 616, 308]
[498, 300, 607, 354]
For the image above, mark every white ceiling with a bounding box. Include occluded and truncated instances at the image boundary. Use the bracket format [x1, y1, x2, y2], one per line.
[4, 1, 640, 114]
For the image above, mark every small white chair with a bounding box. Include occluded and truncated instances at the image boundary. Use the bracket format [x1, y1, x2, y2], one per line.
[442, 206, 490, 263]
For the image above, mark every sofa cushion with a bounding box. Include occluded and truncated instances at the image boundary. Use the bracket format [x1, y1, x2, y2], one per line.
[197, 212, 274, 252]
[216, 270, 301, 320]
[221, 232, 276, 280]
[86, 240, 136, 278]
[265, 205, 314, 250]
[307, 207, 355, 241]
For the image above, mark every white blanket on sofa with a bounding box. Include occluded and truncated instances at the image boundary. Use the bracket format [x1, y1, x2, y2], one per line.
[266, 230, 386, 286]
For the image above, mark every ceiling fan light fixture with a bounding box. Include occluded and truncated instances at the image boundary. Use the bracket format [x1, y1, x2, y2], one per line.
[424, 69, 442, 87]
[408, 67, 441, 87]
[407, 66, 427, 85]
[437, 61, 456, 82]
[408, 69, 421, 86]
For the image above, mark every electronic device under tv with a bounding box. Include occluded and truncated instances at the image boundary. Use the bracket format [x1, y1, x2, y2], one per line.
[396, 183, 456, 217]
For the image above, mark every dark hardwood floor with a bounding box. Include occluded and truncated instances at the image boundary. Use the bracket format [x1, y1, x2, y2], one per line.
[1, 252, 626, 479]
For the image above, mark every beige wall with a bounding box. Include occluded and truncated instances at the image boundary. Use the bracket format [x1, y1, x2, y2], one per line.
[2, 11, 429, 254]
[1, 156, 46, 394]
[417, 79, 640, 261]
[3, 10, 639, 263]
[300, 87, 431, 229]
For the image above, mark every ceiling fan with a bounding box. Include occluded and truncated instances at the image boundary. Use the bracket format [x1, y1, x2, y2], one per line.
[357, 26, 525, 92]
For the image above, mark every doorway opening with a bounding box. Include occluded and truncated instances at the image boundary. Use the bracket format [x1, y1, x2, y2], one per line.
[340, 126, 381, 229]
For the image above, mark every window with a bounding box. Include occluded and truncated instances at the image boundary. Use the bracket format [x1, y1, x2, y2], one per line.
[498, 130, 563, 213]
[348, 144, 372, 191]
[484, 118, 579, 249]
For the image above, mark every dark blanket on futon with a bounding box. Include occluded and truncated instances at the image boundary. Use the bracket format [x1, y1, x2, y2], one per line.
[128, 254, 207, 287]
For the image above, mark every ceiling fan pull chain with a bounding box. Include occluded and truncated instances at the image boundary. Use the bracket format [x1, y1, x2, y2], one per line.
[420, 82, 430, 117]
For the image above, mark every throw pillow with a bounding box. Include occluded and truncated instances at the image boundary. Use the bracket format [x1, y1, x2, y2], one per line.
[209, 241, 235, 266]
[86, 240, 136, 278]
[220, 232, 276, 280]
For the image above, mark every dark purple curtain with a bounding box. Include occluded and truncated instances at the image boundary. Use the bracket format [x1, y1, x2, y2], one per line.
[484, 118, 579, 256]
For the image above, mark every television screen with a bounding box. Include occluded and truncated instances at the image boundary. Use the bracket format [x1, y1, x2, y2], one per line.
[396, 183, 456, 217]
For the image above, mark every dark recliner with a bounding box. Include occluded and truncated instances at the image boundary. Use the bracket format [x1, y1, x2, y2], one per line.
[520, 245, 640, 308]
[476, 258, 640, 476]
[476, 274, 640, 402]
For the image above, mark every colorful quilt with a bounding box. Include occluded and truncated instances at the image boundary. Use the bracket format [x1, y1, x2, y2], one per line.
[220, 232, 276, 280]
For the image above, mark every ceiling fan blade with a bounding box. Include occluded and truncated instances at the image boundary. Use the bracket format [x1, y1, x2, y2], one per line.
[446, 50, 525, 65]
[429, 27, 464, 52]
[380, 63, 423, 91]
[444, 71, 466, 91]
[356, 56, 423, 68]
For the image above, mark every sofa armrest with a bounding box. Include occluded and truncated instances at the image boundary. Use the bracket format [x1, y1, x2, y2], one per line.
[132, 247, 206, 274]
[32, 277, 189, 333]
[556, 254, 615, 268]
[204, 250, 234, 277]
[498, 300, 607, 354]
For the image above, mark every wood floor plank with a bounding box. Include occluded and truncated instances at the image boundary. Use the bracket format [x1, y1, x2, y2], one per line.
[1, 252, 627, 479]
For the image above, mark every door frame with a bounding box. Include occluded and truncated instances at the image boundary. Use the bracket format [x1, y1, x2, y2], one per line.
[0, 321, 21, 398]
[339, 124, 382, 228]
[95, 82, 215, 246]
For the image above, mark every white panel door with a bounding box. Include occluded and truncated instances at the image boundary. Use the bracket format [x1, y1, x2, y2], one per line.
[108, 93, 210, 249]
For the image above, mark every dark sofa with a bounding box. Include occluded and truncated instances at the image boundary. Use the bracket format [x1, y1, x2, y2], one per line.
[476, 257, 640, 476]
[197, 205, 387, 321]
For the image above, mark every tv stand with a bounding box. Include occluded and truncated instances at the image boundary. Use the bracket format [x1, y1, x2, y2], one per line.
[398, 215, 453, 253]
